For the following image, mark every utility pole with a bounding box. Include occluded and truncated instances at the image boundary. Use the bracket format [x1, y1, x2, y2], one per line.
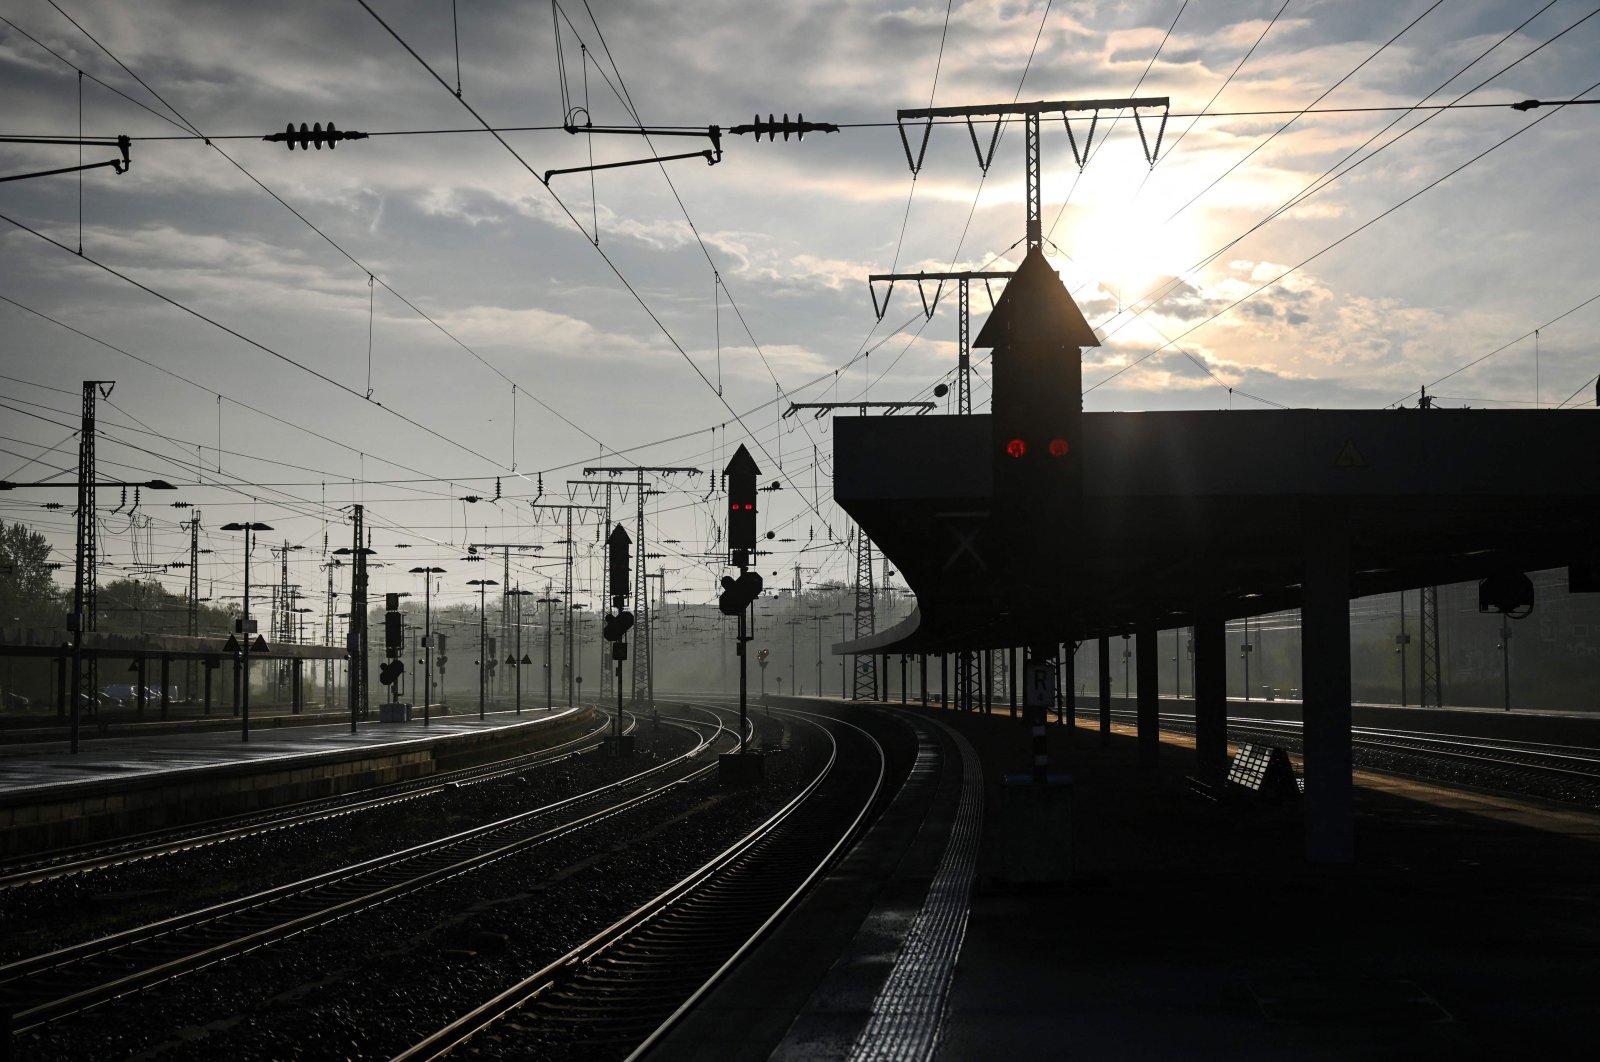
[1500, 617, 1512, 712]
[527, 502, 606, 706]
[351, 508, 367, 727]
[1421, 585, 1442, 708]
[186, 510, 200, 703]
[895, 95, 1170, 252]
[68, 381, 113, 753]
[1396, 591, 1411, 707]
[866, 270, 1014, 415]
[852, 524, 877, 700]
[322, 555, 339, 712]
[467, 542, 544, 701]
[581, 466, 701, 711]
[566, 479, 615, 699]
[333, 505, 374, 732]
[539, 584, 559, 710]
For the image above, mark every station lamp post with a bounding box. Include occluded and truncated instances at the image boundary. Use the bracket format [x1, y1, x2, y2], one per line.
[220, 521, 272, 742]
[1240, 615, 1254, 701]
[466, 578, 498, 719]
[332, 544, 377, 733]
[538, 594, 561, 709]
[287, 606, 313, 711]
[837, 611, 851, 698]
[571, 603, 589, 703]
[811, 612, 835, 700]
[408, 565, 446, 726]
[506, 588, 533, 714]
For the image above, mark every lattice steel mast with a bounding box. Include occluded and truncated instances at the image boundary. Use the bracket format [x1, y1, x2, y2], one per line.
[68, 381, 112, 752]
[851, 525, 877, 700]
[527, 502, 606, 705]
[582, 466, 701, 709]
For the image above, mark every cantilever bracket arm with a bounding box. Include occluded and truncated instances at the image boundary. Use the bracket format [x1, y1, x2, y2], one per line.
[0, 134, 130, 183]
[544, 124, 723, 184]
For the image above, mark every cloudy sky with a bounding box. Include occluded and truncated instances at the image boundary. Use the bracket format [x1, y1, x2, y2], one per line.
[3, 0, 1598, 620]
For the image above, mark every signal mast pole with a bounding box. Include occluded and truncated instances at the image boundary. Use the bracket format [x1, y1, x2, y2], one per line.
[581, 465, 701, 712]
[719, 446, 763, 769]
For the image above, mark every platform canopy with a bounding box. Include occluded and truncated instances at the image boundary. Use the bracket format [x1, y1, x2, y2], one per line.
[834, 403, 1600, 652]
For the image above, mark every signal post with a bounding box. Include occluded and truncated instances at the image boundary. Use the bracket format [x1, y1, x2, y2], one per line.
[719, 444, 766, 784]
[601, 524, 636, 757]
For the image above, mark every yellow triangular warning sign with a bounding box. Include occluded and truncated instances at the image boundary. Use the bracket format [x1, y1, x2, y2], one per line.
[223, 634, 241, 653]
[1332, 438, 1367, 468]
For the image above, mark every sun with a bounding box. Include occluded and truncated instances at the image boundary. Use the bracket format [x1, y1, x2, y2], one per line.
[1064, 181, 1207, 314]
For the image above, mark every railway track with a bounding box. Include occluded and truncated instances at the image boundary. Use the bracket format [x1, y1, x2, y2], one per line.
[393, 707, 887, 1062]
[1083, 707, 1600, 801]
[0, 709, 611, 891]
[0, 711, 740, 1036]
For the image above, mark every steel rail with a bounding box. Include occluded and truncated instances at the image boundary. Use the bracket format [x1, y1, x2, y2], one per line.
[392, 706, 885, 1062]
[1085, 707, 1600, 786]
[0, 713, 737, 1034]
[0, 709, 613, 890]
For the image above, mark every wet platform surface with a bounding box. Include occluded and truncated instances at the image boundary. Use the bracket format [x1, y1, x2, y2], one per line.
[0, 706, 583, 798]
[938, 709, 1600, 1061]
[655, 701, 1600, 1061]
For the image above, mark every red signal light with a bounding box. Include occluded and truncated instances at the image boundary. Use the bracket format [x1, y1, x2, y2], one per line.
[1048, 438, 1070, 457]
[1005, 438, 1027, 458]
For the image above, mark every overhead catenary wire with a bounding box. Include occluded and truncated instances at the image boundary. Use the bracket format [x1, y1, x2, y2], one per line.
[1167, 0, 1447, 225]
[22, 1, 612, 461]
[0, 210, 507, 470]
[1077, 1, 1594, 398]
[354, 0, 844, 533]
[1087, 81, 1600, 395]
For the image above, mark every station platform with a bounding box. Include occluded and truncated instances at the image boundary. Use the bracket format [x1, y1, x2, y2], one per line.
[656, 700, 1600, 1061]
[0, 705, 594, 856]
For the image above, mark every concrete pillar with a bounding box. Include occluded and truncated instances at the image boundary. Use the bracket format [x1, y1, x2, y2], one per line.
[293, 659, 304, 714]
[1060, 643, 1074, 731]
[1097, 635, 1112, 745]
[940, 653, 948, 708]
[919, 654, 928, 706]
[159, 656, 171, 720]
[1194, 610, 1228, 784]
[1302, 505, 1355, 863]
[1008, 646, 1018, 718]
[56, 652, 67, 722]
[1136, 625, 1159, 768]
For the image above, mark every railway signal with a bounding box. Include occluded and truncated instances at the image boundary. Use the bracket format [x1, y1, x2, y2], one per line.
[604, 524, 634, 756]
[384, 593, 404, 658]
[721, 447, 765, 782]
[726, 445, 758, 567]
[719, 571, 764, 616]
[608, 524, 631, 604]
[603, 611, 635, 642]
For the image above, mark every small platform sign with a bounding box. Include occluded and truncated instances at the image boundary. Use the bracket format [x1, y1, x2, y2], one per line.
[1024, 663, 1055, 708]
[1332, 438, 1368, 468]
